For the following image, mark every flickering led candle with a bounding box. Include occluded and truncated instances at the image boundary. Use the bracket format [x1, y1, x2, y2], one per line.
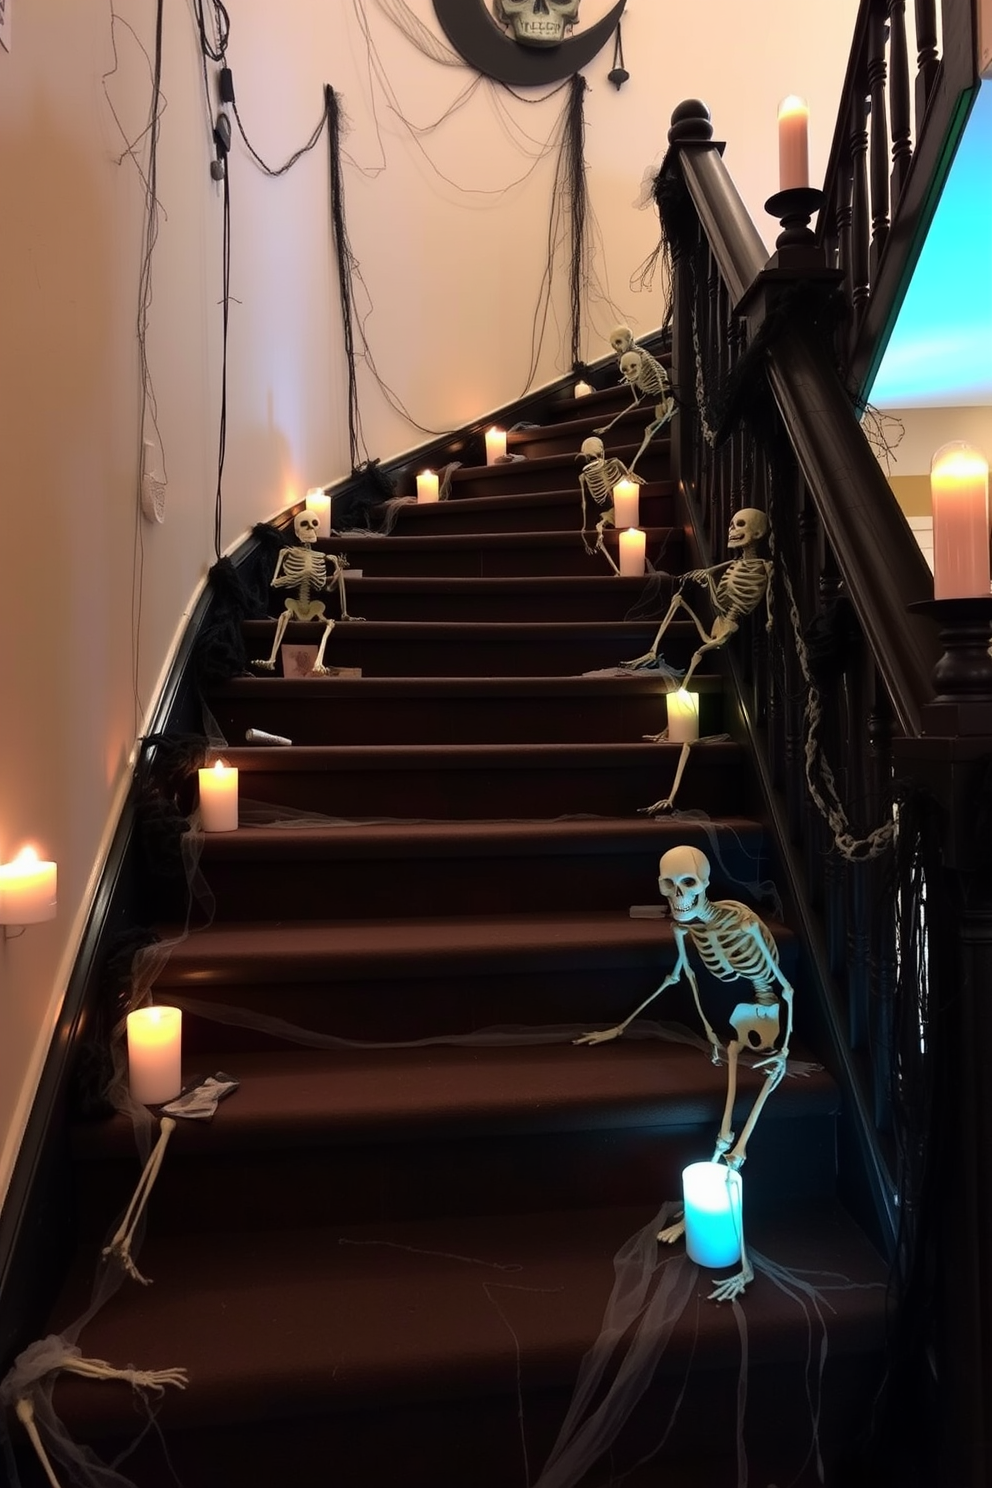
[0, 846, 57, 925]
[416, 470, 440, 504]
[127, 1006, 183, 1106]
[485, 427, 507, 465]
[618, 527, 646, 577]
[198, 760, 239, 833]
[682, 1161, 743, 1268]
[666, 688, 699, 743]
[930, 441, 991, 599]
[574, 380, 594, 399]
[778, 96, 810, 190]
[612, 479, 640, 529]
[305, 488, 332, 538]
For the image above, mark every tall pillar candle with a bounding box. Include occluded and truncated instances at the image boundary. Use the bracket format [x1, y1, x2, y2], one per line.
[127, 1006, 183, 1105]
[485, 427, 506, 465]
[931, 441, 991, 598]
[778, 96, 809, 190]
[682, 1161, 743, 1268]
[416, 470, 440, 504]
[618, 527, 646, 577]
[612, 479, 640, 529]
[305, 488, 332, 538]
[666, 688, 699, 743]
[198, 760, 239, 832]
[0, 847, 57, 924]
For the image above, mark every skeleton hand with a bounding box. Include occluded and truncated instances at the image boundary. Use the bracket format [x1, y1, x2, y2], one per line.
[639, 797, 674, 816]
[657, 1212, 685, 1245]
[707, 1259, 754, 1303]
[572, 1026, 623, 1046]
[750, 1050, 788, 1089]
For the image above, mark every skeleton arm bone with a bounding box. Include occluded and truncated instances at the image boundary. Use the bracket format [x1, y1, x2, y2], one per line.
[573, 947, 689, 1046]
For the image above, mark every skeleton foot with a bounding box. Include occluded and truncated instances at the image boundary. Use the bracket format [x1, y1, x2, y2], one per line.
[713, 1132, 736, 1160]
[573, 1025, 623, 1046]
[639, 797, 674, 816]
[707, 1258, 754, 1303]
[657, 1213, 685, 1245]
[253, 659, 276, 671]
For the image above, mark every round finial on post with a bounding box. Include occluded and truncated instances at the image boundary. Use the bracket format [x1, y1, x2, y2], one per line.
[668, 100, 713, 144]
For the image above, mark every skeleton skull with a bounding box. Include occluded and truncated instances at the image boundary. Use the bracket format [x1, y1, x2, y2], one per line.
[580, 436, 605, 460]
[619, 350, 643, 385]
[727, 508, 768, 549]
[294, 511, 320, 545]
[658, 846, 711, 922]
[493, 0, 581, 47]
[609, 324, 635, 356]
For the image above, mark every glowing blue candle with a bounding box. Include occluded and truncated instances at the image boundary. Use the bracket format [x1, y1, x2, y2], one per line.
[682, 1161, 743, 1268]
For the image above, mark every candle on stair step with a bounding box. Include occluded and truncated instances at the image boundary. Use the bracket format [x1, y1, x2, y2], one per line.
[666, 688, 699, 743]
[931, 441, 991, 598]
[127, 1006, 183, 1105]
[612, 479, 640, 530]
[682, 1161, 743, 1268]
[485, 427, 507, 465]
[574, 380, 593, 398]
[416, 470, 440, 504]
[618, 527, 646, 577]
[198, 760, 239, 833]
[305, 488, 332, 538]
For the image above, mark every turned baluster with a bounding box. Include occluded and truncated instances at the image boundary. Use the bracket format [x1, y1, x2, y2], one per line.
[868, 7, 891, 280]
[887, 0, 912, 205]
[850, 92, 871, 322]
[914, 0, 939, 124]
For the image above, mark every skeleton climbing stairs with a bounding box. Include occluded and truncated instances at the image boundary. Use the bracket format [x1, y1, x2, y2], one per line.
[32, 367, 889, 1488]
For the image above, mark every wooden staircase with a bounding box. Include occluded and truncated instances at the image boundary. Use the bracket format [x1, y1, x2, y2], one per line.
[32, 371, 890, 1487]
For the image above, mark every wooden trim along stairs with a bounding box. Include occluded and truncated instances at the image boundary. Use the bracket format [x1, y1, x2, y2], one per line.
[7, 361, 889, 1487]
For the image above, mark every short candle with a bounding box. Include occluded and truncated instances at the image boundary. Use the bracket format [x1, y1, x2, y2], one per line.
[666, 688, 699, 743]
[573, 380, 594, 399]
[416, 470, 440, 504]
[930, 441, 991, 599]
[485, 427, 507, 465]
[618, 527, 646, 577]
[682, 1161, 743, 1268]
[127, 1006, 183, 1106]
[0, 846, 57, 925]
[777, 95, 810, 191]
[304, 488, 332, 538]
[612, 479, 640, 530]
[198, 760, 239, 833]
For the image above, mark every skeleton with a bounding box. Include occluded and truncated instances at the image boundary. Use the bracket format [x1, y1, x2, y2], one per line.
[575, 846, 795, 1302]
[493, 0, 580, 46]
[253, 510, 361, 675]
[576, 436, 644, 574]
[595, 348, 675, 474]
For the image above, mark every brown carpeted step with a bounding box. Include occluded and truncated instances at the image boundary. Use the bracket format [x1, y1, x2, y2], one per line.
[47, 1200, 886, 1488]
[227, 739, 755, 819]
[205, 673, 723, 746]
[244, 618, 681, 679]
[70, 1042, 839, 1239]
[379, 481, 676, 536]
[506, 400, 674, 459]
[443, 440, 670, 499]
[195, 816, 769, 921]
[323, 526, 683, 579]
[338, 574, 674, 623]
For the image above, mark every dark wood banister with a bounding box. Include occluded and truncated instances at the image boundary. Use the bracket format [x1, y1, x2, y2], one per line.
[676, 140, 940, 737]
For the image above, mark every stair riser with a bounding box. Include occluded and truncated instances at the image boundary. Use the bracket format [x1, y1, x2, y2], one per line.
[510, 421, 671, 460]
[387, 486, 675, 535]
[325, 535, 682, 579]
[449, 447, 668, 500]
[343, 587, 668, 622]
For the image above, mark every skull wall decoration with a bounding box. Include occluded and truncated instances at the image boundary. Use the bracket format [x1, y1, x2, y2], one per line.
[493, 0, 581, 47]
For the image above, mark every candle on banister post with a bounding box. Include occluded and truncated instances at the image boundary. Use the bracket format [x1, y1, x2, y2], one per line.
[666, 688, 699, 743]
[305, 488, 332, 538]
[0, 847, 57, 925]
[485, 427, 506, 465]
[682, 1161, 743, 1268]
[778, 95, 809, 190]
[416, 470, 439, 504]
[618, 527, 646, 577]
[127, 1007, 183, 1105]
[612, 479, 640, 529]
[198, 760, 239, 832]
[931, 442, 991, 599]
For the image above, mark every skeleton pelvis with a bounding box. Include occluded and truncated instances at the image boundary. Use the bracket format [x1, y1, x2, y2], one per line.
[287, 601, 329, 622]
[729, 1000, 780, 1052]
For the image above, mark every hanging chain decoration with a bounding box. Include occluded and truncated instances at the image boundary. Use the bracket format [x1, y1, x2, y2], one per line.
[607, 19, 629, 89]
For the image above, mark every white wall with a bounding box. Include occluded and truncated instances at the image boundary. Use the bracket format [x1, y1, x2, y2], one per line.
[0, 0, 859, 1208]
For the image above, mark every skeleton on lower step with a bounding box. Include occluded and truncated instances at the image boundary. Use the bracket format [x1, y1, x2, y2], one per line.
[576, 437, 644, 573]
[575, 845, 794, 1302]
[253, 510, 361, 675]
[595, 347, 675, 473]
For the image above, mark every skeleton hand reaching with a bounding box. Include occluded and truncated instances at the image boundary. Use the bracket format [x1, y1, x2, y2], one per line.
[572, 1025, 624, 1046]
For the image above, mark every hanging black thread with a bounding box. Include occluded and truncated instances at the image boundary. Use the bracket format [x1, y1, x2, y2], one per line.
[326, 85, 367, 475]
[565, 73, 588, 374]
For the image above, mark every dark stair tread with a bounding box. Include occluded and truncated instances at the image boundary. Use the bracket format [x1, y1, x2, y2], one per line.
[49, 1199, 886, 1435]
[73, 1041, 838, 1162]
[243, 618, 676, 642]
[228, 740, 731, 772]
[449, 441, 671, 484]
[212, 673, 717, 700]
[326, 528, 675, 556]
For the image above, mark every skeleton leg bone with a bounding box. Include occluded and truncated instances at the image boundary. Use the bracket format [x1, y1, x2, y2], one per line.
[253, 609, 294, 670]
[627, 399, 675, 476]
[310, 618, 337, 675]
[638, 740, 693, 816]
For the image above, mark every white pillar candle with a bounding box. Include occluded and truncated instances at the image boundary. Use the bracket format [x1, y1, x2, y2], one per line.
[666, 688, 699, 743]
[778, 95, 809, 190]
[304, 488, 332, 538]
[127, 1006, 183, 1105]
[618, 527, 646, 577]
[574, 380, 594, 399]
[485, 427, 507, 465]
[198, 760, 239, 832]
[931, 441, 991, 599]
[416, 470, 440, 504]
[0, 846, 57, 925]
[612, 479, 640, 529]
[682, 1161, 743, 1268]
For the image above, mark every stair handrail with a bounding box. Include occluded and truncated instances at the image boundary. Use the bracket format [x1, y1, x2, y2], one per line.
[667, 116, 939, 738]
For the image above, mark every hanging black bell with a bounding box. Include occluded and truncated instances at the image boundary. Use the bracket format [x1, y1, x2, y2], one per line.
[607, 65, 629, 89]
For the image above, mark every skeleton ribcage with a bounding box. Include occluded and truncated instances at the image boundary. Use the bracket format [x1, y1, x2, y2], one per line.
[283, 550, 328, 588]
[688, 902, 779, 997]
[586, 459, 634, 505]
[714, 559, 768, 620]
[634, 356, 668, 397]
